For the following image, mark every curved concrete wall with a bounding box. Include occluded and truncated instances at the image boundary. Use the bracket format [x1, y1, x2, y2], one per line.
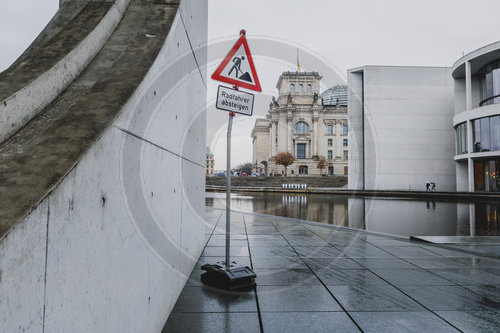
[0, 0, 130, 143]
[0, 0, 207, 331]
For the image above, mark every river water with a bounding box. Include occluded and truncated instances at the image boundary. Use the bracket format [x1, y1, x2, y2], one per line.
[205, 192, 500, 237]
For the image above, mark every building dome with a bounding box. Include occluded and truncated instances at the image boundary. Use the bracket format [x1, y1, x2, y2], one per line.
[321, 85, 347, 106]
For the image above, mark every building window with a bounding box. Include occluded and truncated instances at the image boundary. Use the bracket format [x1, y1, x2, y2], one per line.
[343, 150, 348, 160]
[296, 143, 306, 159]
[455, 122, 468, 155]
[343, 139, 348, 147]
[327, 124, 333, 135]
[299, 165, 308, 175]
[344, 166, 348, 175]
[307, 84, 311, 93]
[328, 139, 333, 147]
[298, 84, 303, 92]
[291, 169, 294, 175]
[479, 60, 500, 106]
[343, 124, 348, 135]
[328, 150, 333, 159]
[294, 121, 309, 134]
[473, 115, 500, 152]
[474, 158, 500, 192]
[290, 84, 295, 92]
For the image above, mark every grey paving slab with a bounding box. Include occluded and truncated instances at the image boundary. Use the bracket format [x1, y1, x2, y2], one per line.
[323, 236, 368, 247]
[483, 268, 500, 275]
[248, 245, 297, 257]
[254, 268, 321, 286]
[257, 285, 342, 312]
[261, 312, 360, 333]
[327, 284, 424, 311]
[335, 245, 395, 258]
[420, 246, 475, 258]
[463, 285, 500, 303]
[380, 246, 444, 258]
[303, 257, 365, 270]
[283, 234, 330, 247]
[202, 246, 249, 257]
[196, 256, 251, 268]
[251, 255, 307, 269]
[404, 258, 470, 269]
[451, 256, 500, 268]
[371, 269, 455, 286]
[430, 269, 500, 285]
[163, 312, 260, 333]
[168, 208, 500, 331]
[436, 311, 500, 333]
[365, 239, 417, 247]
[294, 245, 345, 258]
[172, 286, 257, 313]
[206, 239, 249, 247]
[353, 258, 419, 270]
[209, 234, 248, 240]
[349, 311, 459, 333]
[400, 285, 499, 311]
[245, 226, 280, 235]
[448, 245, 500, 257]
[315, 268, 389, 286]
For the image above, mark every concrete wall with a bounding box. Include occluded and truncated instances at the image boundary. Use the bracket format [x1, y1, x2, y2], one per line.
[348, 66, 456, 191]
[347, 70, 364, 189]
[0, 0, 207, 332]
[0, 0, 131, 144]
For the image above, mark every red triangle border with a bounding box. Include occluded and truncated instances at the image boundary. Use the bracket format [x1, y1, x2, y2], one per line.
[211, 34, 262, 92]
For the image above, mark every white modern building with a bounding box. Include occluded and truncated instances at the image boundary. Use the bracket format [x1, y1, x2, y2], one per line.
[452, 42, 500, 192]
[348, 66, 456, 191]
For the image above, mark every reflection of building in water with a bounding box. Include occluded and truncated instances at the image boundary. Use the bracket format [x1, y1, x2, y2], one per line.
[251, 72, 348, 176]
[349, 198, 458, 236]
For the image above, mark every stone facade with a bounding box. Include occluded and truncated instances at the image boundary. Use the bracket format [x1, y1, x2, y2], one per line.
[206, 146, 214, 176]
[251, 71, 348, 176]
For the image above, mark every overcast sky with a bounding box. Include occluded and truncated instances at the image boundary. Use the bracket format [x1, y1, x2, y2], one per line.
[1, 1, 500, 170]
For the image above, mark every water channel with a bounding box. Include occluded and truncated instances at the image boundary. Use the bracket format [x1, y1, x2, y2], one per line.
[205, 192, 500, 237]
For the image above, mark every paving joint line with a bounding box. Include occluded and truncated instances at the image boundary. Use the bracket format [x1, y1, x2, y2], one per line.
[267, 216, 365, 333]
[243, 214, 265, 333]
[305, 226, 466, 333]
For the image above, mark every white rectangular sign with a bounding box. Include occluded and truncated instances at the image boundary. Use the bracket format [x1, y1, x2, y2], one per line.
[216, 85, 254, 116]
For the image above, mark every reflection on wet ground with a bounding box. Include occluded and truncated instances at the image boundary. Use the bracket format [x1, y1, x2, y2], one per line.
[163, 208, 500, 332]
[205, 192, 500, 237]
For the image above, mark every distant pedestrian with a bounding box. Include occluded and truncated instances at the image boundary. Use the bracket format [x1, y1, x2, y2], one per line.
[431, 182, 436, 191]
[425, 181, 431, 191]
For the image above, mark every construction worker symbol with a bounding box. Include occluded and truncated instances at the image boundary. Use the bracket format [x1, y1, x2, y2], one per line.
[228, 56, 252, 82]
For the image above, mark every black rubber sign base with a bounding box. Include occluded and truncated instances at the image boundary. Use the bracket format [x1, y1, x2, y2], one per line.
[201, 264, 257, 291]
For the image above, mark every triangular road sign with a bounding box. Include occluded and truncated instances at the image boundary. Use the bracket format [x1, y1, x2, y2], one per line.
[211, 32, 262, 92]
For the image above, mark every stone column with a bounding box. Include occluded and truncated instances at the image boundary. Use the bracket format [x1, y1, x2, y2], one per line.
[313, 111, 318, 157]
[287, 111, 293, 153]
[336, 120, 342, 158]
[271, 120, 277, 157]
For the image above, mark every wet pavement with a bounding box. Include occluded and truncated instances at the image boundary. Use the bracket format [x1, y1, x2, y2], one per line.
[163, 208, 500, 332]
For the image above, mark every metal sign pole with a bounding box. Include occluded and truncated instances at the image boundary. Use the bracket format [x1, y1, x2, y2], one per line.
[226, 111, 235, 269]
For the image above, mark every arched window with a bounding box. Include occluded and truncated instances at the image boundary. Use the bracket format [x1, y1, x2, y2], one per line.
[307, 84, 312, 93]
[290, 84, 295, 92]
[294, 121, 309, 134]
[298, 84, 303, 92]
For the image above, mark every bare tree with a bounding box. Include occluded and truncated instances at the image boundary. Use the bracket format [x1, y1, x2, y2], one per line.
[317, 158, 327, 176]
[274, 152, 294, 176]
